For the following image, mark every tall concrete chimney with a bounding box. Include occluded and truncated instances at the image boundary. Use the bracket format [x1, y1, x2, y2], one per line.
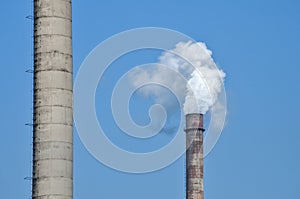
[32, 0, 73, 198]
[185, 113, 205, 199]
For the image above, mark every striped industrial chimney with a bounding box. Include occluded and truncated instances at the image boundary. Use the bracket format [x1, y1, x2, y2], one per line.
[186, 113, 205, 199]
[32, 0, 73, 198]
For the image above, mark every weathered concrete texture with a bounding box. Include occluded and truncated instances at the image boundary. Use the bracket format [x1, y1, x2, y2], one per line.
[33, 0, 73, 198]
[186, 114, 204, 199]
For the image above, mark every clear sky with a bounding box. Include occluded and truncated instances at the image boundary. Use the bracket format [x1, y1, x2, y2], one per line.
[1, 0, 300, 198]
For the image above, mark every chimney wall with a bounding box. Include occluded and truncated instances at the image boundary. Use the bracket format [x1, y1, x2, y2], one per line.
[32, 0, 73, 198]
[185, 113, 204, 199]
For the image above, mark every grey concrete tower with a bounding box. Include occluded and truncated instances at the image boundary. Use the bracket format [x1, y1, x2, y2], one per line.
[32, 0, 73, 198]
[186, 114, 205, 199]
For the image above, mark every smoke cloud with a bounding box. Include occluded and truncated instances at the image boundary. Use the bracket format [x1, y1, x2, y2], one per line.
[130, 41, 226, 114]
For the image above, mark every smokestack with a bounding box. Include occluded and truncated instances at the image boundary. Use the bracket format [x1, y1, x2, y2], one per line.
[185, 113, 205, 199]
[32, 0, 73, 198]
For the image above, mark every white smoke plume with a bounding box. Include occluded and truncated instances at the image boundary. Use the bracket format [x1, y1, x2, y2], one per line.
[130, 41, 226, 114]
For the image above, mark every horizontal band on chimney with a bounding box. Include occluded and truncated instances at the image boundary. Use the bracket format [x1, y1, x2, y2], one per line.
[184, 127, 205, 132]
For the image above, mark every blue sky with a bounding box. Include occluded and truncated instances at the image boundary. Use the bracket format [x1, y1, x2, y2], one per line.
[1, 0, 300, 198]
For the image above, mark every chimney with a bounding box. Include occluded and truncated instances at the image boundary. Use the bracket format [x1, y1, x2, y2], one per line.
[32, 0, 73, 198]
[185, 113, 205, 199]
